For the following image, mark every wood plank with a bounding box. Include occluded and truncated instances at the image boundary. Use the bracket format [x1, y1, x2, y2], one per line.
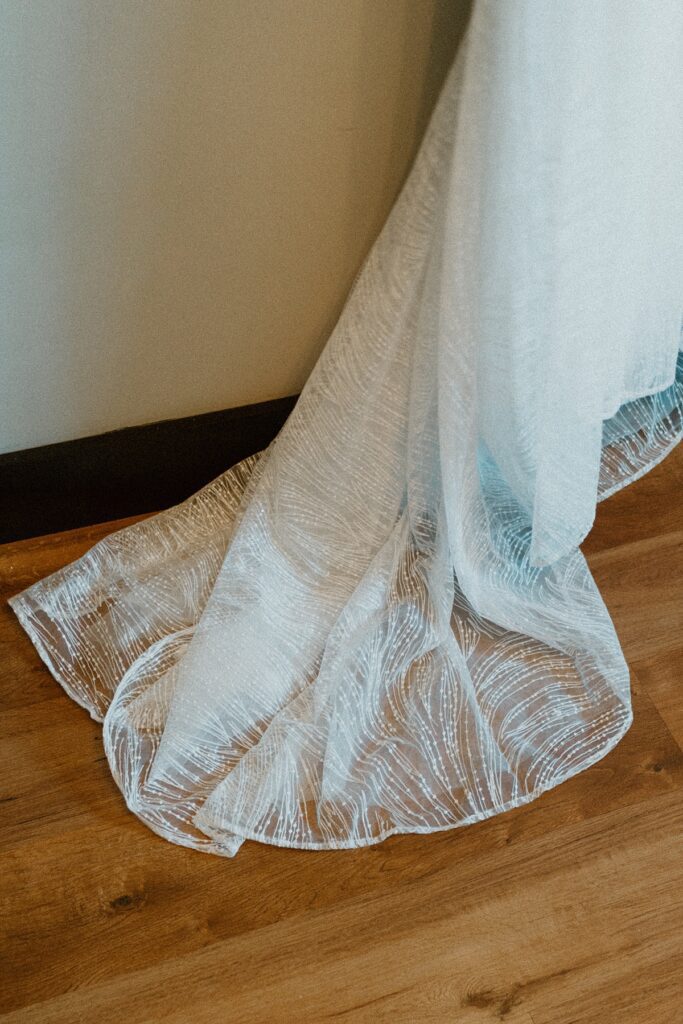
[584, 442, 683, 555]
[2, 790, 681, 1024]
[1, 675, 680, 1014]
[629, 648, 683, 753]
[588, 530, 682, 666]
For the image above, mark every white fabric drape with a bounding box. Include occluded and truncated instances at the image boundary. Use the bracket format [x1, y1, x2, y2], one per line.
[9, 0, 682, 857]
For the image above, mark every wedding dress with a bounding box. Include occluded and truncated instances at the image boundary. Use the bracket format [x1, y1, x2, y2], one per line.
[9, 0, 682, 857]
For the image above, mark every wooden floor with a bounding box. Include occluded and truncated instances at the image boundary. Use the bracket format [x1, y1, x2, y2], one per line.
[1, 447, 681, 1024]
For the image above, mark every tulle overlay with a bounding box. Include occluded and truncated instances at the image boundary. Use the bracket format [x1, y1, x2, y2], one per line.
[9, 0, 682, 856]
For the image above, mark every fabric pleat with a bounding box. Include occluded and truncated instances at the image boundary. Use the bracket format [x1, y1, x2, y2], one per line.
[9, 0, 682, 857]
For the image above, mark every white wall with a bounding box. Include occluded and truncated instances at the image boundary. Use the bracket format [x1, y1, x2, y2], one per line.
[0, 0, 468, 454]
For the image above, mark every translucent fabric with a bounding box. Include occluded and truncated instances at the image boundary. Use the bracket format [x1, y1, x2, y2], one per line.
[9, 0, 682, 857]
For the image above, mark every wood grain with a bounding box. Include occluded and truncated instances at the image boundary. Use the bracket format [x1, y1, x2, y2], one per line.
[1, 447, 681, 1023]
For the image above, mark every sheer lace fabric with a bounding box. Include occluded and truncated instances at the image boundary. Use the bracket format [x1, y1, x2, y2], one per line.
[9, 0, 682, 857]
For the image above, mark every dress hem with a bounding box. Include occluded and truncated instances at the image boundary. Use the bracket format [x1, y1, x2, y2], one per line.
[8, 587, 634, 857]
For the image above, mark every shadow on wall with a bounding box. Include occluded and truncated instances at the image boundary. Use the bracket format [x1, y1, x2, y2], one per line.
[0, 0, 470, 455]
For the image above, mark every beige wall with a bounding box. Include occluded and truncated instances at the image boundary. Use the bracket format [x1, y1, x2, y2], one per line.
[1, 0, 469, 454]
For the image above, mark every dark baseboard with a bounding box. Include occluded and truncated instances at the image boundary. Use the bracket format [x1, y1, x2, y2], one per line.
[0, 394, 299, 544]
